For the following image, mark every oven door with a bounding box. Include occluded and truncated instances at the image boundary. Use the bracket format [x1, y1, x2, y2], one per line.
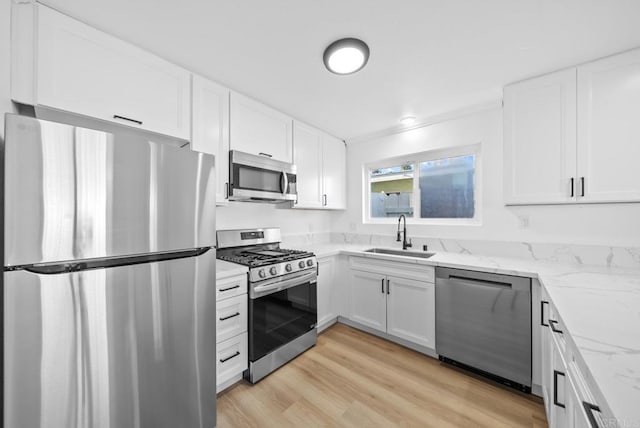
[229, 150, 297, 202]
[249, 271, 317, 362]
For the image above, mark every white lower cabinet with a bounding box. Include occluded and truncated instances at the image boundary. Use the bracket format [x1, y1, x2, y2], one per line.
[216, 271, 248, 393]
[386, 276, 435, 348]
[317, 255, 338, 330]
[217, 332, 248, 389]
[348, 257, 435, 350]
[349, 270, 387, 331]
[540, 286, 605, 428]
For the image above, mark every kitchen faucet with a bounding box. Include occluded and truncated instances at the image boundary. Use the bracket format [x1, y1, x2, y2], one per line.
[396, 214, 412, 250]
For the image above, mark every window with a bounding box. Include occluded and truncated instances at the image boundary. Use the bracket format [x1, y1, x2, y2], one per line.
[365, 145, 480, 223]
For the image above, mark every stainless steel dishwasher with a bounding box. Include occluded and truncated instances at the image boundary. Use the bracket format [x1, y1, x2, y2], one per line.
[435, 267, 531, 392]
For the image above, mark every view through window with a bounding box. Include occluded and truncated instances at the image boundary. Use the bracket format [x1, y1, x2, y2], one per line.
[368, 148, 478, 221]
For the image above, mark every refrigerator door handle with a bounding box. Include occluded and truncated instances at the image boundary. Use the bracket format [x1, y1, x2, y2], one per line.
[19, 247, 211, 274]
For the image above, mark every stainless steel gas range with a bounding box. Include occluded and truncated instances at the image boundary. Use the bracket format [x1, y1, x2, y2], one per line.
[216, 228, 318, 383]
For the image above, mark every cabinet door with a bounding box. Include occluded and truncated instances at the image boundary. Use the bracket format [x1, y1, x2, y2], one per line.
[386, 276, 435, 349]
[348, 269, 386, 332]
[503, 69, 577, 204]
[540, 289, 553, 419]
[192, 75, 230, 205]
[293, 121, 324, 208]
[229, 92, 293, 163]
[577, 48, 640, 202]
[549, 326, 568, 428]
[35, 4, 190, 139]
[317, 256, 336, 328]
[322, 134, 347, 209]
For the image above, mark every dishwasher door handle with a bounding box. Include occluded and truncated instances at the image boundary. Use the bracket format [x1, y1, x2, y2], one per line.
[447, 275, 512, 290]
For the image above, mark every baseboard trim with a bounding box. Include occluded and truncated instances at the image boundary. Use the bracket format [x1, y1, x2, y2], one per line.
[336, 316, 438, 359]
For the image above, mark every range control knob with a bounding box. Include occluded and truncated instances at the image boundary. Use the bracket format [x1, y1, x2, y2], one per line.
[285, 264, 293, 272]
[269, 266, 278, 276]
[306, 259, 314, 267]
[258, 269, 266, 278]
[298, 261, 306, 268]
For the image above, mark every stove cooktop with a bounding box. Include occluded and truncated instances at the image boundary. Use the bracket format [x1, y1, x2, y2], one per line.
[217, 248, 313, 268]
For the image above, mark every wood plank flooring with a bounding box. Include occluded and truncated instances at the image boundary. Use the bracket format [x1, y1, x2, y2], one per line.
[217, 323, 547, 427]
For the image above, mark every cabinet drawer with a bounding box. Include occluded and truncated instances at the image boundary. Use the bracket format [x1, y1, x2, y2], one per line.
[349, 256, 435, 283]
[216, 274, 247, 301]
[217, 332, 248, 387]
[216, 294, 247, 343]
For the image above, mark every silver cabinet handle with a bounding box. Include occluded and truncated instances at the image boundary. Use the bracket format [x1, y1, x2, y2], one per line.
[381, 278, 384, 293]
[386, 278, 390, 294]
[580, 177, 585, 197]
[323, 194, 327, 206]
[219, 284, 240, 292]
[258, 152, 273, 158]
[113, 114, 142, 125]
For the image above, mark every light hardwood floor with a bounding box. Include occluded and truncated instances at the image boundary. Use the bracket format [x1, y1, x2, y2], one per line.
[217, 323, 548, 427]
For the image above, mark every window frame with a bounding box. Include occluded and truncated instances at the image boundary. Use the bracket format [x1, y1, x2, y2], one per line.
[363, 143, 482, 225]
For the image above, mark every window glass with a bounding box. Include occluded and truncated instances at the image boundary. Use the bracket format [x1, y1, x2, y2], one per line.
[369, 164, 414, 218]
[419, 154, 475, 218]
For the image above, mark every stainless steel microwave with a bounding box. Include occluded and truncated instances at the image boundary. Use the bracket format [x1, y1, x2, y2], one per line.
[228, 150, 297, 203]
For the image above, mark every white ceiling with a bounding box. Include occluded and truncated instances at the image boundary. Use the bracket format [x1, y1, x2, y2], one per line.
[43, 0, 640, 140]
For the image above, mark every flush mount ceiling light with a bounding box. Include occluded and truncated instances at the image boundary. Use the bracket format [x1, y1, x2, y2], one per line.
[400, 116, 416, 126]
[323, 38, 370, 75]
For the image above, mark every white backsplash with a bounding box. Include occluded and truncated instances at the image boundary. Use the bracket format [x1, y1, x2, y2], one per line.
[329, 232, 640, 269]
[281, 232, 332, 248]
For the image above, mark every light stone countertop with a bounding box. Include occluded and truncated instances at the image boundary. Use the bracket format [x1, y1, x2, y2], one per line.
[216, 259, 248, 279]
[304, 243, 640, 427]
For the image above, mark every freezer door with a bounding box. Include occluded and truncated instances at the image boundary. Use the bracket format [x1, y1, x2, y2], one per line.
[4, 114, 216, 266]
[4, 250, 216, 428]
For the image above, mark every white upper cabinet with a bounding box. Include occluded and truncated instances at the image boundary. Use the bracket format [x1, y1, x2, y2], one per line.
[321, 133, 347, 209]
[577, 49, 640, 202]
[504, 69, 577, 204]
[504, 48, 640, 205]
[229, 92, 293, 163]
[12, 3, 191, 140]
[292, 121, 346, 210]
[191, 75, 230, 205]
[293, 121, 324, 208]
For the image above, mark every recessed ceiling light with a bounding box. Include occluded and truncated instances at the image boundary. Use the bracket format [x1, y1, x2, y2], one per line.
[323, 38, 370, 75]
[400, 116, 416, 126]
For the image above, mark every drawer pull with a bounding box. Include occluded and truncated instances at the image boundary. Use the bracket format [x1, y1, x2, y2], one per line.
[219, 312, 240, 321]
[219, 284, 241, 292]
[258, 152, 273, 158]
[583, 401, 601, 428]
[541, 301, 549, 326]
[553, 370, 566, 409]
[219, 351, 241, 363]
[549, 319, 563, 334]
[113, 114, 143, 125]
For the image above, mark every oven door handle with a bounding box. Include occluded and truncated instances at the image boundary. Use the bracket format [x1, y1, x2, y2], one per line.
[251, 271, 317, 299]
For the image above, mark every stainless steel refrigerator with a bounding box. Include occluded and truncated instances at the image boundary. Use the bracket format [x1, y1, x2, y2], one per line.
[2, 114, 217, 427]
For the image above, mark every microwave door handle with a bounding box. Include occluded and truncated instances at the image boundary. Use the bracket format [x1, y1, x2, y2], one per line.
[281, 170, 288, 195]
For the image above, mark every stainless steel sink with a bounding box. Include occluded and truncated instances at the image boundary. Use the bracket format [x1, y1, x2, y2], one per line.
[364, 248, 435, 259]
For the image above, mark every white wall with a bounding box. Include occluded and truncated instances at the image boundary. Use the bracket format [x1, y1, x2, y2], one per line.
[333, 107, 640, 247]
[216, 202, 332, 237]
[1, 0, 15, 138]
